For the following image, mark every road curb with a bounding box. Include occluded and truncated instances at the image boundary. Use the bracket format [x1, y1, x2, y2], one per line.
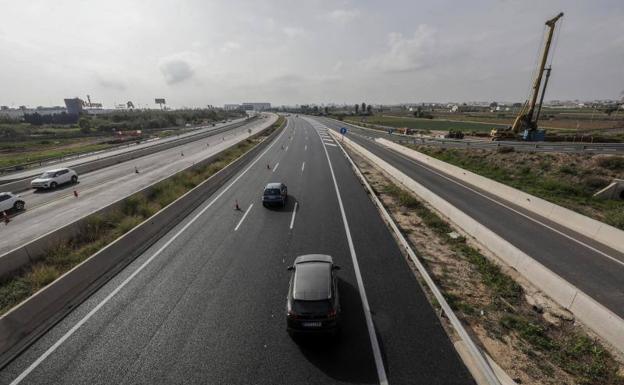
[375, 137, 624, 256]
[0, 117, 285, 368]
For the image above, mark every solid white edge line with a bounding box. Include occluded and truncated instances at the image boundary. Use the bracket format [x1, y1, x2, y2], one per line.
[328, 127, 501, 385]
[377, 142, 624, 268]
[289, 201, 298, 230]
[309, 119, 389, 385]
[273, 162, 280, 172]
[234, 203, 254, 231]
[8, 118, 289, 385]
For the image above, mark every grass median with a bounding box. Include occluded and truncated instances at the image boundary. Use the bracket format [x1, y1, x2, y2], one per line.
[0, 116, 284, 316]
[348, 148, 624, 385]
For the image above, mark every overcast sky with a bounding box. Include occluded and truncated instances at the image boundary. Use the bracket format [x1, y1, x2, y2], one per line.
[1, 0, 622, 108]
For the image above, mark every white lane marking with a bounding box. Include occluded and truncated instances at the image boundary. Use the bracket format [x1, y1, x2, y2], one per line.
[324, 143, 337, 147]
[273, 162, 280, 172]
[289, 201, 298, 230]
[304, 145, 307, 151]
[285, 145, 289, 152]
[234, 203, 254, 231]
[314, 125, 389, 385]
[381, 142, 624, 268]
[301, 162, 305, 172]
[8, 120, 289, 385]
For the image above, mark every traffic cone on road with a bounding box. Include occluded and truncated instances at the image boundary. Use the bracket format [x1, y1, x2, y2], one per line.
[135, 166, 140, 174]
[235, 200, 241, 211]
[3, 211, 9, 225]
[267, 163, 270, 169]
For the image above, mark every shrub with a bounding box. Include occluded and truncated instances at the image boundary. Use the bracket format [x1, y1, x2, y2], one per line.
[597, 156, 624, 171]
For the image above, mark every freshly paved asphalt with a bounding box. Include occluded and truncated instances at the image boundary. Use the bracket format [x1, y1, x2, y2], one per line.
[0, 115, 277, 257]
[0, 117, 474, 384]
[315, 116, 624, 320]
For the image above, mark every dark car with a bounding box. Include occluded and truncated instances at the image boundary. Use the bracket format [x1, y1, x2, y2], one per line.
[286, 254, 341, 336]
[262, 182, 288, 207]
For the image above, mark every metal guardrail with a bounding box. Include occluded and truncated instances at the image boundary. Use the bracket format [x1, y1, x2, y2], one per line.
[392, 137, 624, 153]
[0, 118, 248, 177]
[0, 118, 257, 191]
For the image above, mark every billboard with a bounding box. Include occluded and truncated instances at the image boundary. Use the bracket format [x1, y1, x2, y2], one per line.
[155, 98, 166, 104]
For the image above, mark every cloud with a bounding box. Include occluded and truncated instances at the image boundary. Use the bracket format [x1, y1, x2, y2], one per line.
[158, 52, 199, 84]
[282, 27, 304, 38]
[363, 25, 437, 73]
[220, 41, 241, 52]
[97, 76, 126, 91]
[327, 9, 360, 24]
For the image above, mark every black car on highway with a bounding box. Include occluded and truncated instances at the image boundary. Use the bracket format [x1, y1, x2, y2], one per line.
[286, 254, 341, 336]
[262, 182, 288, 207]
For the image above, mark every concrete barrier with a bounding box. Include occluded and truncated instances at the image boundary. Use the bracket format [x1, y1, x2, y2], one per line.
[0, 117, 258, 193]
[375, 138, 624, 255]
[0, 119, 284, 368]
[334, 131, 624, 355]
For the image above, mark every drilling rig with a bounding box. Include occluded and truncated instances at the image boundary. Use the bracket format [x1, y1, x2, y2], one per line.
[491, 12, 564, 141]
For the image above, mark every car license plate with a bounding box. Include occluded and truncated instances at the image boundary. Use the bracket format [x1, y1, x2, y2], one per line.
[302, 321, 322, 328]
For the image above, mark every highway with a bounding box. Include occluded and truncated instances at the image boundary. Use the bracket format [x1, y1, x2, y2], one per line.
[0, 117, 474, 384]
[314, 116, 624, 320]
[0, 115, 277, 257]
[0, 117, 249, 182]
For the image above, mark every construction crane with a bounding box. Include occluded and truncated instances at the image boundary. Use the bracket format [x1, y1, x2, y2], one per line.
[491, 12, 564, 141]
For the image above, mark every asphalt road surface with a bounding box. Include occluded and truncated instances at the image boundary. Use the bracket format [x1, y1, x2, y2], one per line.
[0, 117, 474, 385]
[0, 115, 277, 257]
[315, 116, 624, 321]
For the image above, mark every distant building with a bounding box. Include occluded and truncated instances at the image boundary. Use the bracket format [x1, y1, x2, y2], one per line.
[224, 104, 241, 111]
[241, 102, 271, 111]
[64, 98, 84, 115]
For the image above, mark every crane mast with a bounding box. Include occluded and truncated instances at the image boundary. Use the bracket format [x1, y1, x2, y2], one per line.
[525, 12, 564, 130]
[491, 12, 564, 141]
